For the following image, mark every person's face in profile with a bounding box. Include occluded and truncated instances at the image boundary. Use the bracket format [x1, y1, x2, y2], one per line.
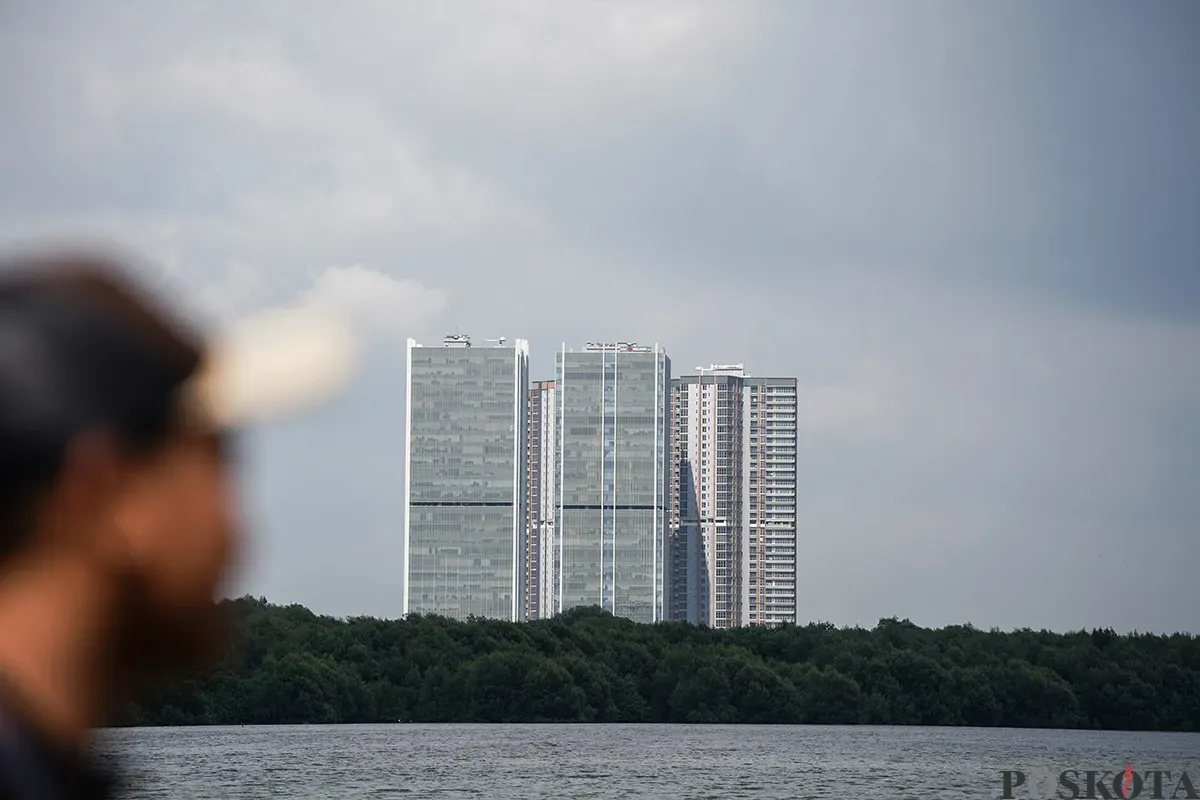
[80, 428, 243, 671]
[132, 431, 241, 664]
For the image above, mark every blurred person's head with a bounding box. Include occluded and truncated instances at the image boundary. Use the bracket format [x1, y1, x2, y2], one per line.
[0, 247, 357, 739]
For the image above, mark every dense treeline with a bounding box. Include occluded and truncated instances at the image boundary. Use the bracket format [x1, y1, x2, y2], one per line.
[130, 598, 1200, 730]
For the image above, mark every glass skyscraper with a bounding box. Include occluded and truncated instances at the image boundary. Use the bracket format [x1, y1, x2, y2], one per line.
[404, 334, 529, 621]
[555, 342, 670, 624]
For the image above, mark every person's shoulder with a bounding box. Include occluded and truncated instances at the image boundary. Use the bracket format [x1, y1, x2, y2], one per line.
[0, 707, 117, 800]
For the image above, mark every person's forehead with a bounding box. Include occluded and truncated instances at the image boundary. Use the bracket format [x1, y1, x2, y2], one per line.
[144, 427, 238, 473]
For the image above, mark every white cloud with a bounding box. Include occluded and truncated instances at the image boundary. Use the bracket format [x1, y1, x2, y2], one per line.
[187, 261, 448, 350]
[297, 264, 447, 343]
[425, 3, 756, 87]
[40, 42, 547, 246]
[191, 260, 278, 322]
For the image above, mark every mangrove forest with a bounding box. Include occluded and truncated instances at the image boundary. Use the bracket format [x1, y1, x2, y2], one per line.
[130, 597, 1200, 731]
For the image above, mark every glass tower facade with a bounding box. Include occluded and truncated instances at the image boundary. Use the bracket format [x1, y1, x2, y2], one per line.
[404, 335, 529, 621]
[556, 342, 670, 624]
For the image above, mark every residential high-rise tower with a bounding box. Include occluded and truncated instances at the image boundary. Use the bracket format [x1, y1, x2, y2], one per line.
[670, 365, 745, 627]
[670, 367, 797, 627]
[743, 375, 798, 626]
[524, 379, 558, 620]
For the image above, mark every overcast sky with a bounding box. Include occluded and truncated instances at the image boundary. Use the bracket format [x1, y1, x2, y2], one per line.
[2, 2, 1196, 633]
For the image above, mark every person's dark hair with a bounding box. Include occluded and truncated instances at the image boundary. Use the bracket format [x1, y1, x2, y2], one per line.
[0, 252, 203, 560]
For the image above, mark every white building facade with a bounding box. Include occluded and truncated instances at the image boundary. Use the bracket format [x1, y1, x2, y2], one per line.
[670, 366, 797, 627]
[524, 379, 558, 620]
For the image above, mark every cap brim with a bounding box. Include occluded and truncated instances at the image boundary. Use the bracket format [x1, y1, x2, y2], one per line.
[182, 307, 361, 430]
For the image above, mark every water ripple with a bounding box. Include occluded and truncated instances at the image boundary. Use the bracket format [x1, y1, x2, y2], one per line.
[93, 724, 1200, 799]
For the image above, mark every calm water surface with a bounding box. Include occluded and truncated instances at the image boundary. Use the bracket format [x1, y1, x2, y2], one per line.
[94, 724, 1200, 799]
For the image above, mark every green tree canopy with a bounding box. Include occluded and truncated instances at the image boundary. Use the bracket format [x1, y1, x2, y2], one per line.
[128, 599, 1200, 731]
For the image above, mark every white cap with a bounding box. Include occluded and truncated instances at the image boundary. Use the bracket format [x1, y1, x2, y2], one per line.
[179, 307, 361, 430]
